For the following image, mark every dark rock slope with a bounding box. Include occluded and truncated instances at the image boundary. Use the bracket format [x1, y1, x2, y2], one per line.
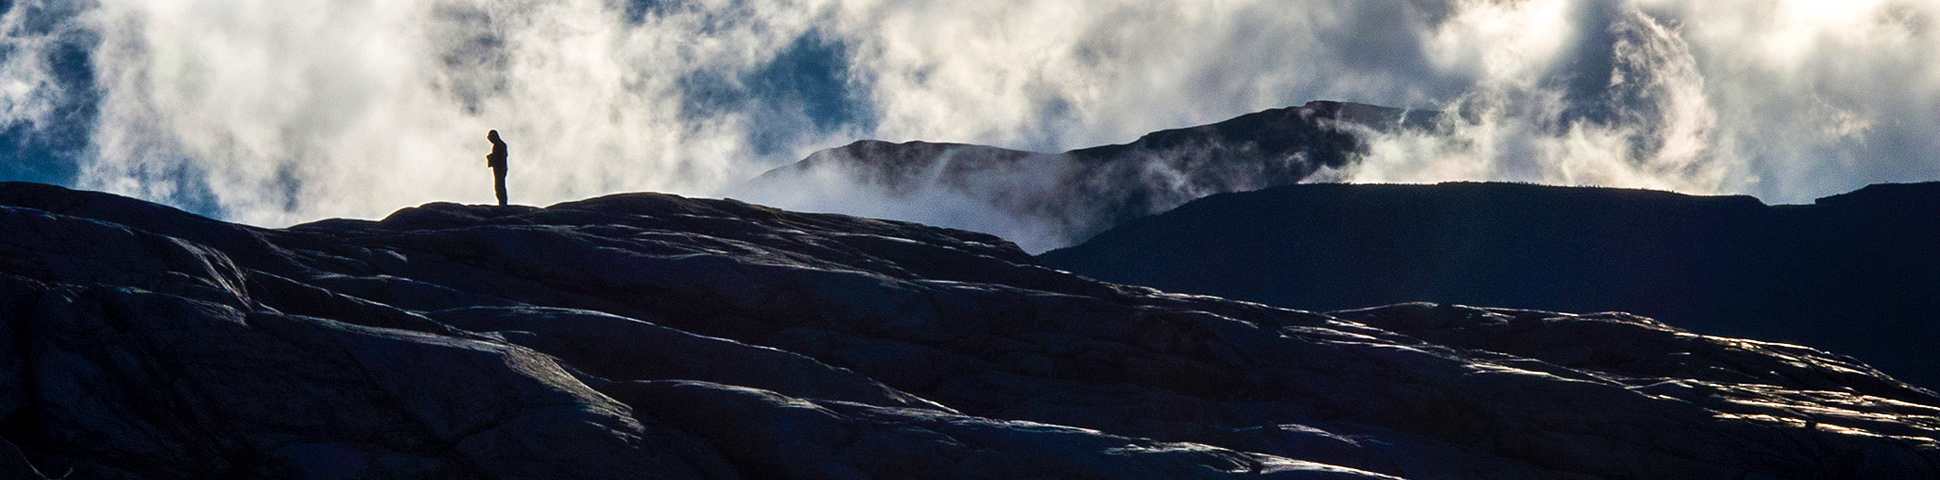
[2, 181, 1938, 479]
[1039, 181, 1940, 390]
[732, 101, 1437, 252]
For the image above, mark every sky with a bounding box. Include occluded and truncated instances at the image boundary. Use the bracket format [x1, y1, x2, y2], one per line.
[1, 0, 1937, 231]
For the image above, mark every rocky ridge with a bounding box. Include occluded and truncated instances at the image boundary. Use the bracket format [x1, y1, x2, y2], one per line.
[733, 101, 1438, 252]
[1, 181, 1937, 479]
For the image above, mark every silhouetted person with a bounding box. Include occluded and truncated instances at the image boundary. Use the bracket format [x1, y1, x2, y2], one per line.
[485, 130, 508, 206]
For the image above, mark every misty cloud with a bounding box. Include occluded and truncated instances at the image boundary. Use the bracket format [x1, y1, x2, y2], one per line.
[685, 27, 876, 156]
[0, 0, 97, 186]
[0, 0, 1934, 242]
[1348, 1, 1728, 194]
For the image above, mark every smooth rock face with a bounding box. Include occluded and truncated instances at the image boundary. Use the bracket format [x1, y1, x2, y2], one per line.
[2, 181, 1937, 479]
[1038, 181, 1940, 390]
[732, 101, 1437, 252]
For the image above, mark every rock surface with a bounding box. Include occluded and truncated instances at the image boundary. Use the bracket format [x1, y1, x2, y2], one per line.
[2, 181, 1938, 479]
[1038, 181, 1940, 390]
[732, 101, 1437, 252]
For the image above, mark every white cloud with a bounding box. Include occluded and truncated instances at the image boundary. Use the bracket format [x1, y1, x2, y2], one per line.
[1641, 0, 1940, 199]
[62, 0, 841, 225]
[0, 1, 92, 135]
[0, 0, 1934, 237]
[1351, 2, 1727, 194]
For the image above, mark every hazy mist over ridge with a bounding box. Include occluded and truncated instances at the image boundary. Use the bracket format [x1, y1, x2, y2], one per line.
[2, 0, 1937, 229]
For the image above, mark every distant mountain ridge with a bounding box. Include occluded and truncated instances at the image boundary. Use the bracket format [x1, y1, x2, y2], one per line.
[1040, 181, 1940, 389]
[733, 101, 1439, 252]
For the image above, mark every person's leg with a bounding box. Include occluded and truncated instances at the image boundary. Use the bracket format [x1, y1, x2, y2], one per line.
[494, 168, 508, 206]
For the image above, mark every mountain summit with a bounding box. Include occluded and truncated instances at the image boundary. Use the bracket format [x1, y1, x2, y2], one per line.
[2, 182, 1937, 479]
[733, 101, 1438, 252]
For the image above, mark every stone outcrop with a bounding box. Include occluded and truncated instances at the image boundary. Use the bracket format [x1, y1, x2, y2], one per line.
[2, 181, 1936, 479]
